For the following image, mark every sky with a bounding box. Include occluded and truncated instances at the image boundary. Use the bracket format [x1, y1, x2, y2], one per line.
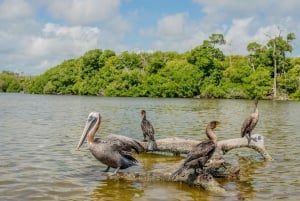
[1, 0, 300, 75]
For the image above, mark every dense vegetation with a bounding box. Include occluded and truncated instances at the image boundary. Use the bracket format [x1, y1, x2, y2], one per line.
[0, 71, 31, 93]
[1, 33, 300, 100]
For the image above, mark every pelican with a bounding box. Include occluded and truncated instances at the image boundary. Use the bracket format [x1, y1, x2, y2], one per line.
[241, 99, 259, 144]
[76, 112, 144, 173]
[140, 110, 157, 151]
[172, 121, 223, 177]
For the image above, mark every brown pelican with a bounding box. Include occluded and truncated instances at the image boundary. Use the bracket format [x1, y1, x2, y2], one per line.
[76, 112, 144, 173]
[140, 110, 157, 151]
[241, 99, 259, 144]
[172, 121, 223, 177]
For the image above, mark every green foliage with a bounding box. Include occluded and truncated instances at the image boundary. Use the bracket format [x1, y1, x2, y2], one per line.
[186, 36, 226, 98]
[290, 89, 300, 100]
[3, 33, 300, 100]
[243, 67, 272, 99]
[0, 71, 28, 92]
[247, 32, 296, 99]
[220, 56, 251, 98]
[280, 58, 300, 98]
[147, 59, 202, 97]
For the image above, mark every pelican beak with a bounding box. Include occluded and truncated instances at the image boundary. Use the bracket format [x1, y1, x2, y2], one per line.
[76, 112, 100, 150]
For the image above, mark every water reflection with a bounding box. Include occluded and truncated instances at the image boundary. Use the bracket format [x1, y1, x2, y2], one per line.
[91, 179, 143, 200]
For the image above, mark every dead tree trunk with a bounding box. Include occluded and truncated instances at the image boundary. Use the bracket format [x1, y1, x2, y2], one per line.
[140, 133, 272, 161]
[109, 134, 272, 194]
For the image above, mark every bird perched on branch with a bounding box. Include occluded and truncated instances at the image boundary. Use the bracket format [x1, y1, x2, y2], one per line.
[241, 99, 259, 144]
[140, 110, 157, 151]
[172, 121, 223, 177]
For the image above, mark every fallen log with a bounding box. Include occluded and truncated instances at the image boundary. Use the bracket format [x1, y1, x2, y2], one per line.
[140, 134, 272, 161]
[107, 134, 272, 194]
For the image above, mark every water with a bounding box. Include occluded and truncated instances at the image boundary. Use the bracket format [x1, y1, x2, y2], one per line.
[0, 93, 300, 200]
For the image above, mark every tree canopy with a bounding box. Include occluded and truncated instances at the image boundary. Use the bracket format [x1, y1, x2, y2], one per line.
[1, 33, 300, 100]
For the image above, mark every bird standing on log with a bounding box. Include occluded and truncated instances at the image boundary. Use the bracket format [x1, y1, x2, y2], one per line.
[140, 110, 157, 151]
[76, 112, 144, 174]
[172, 121, 223, 177]
[241, 99, 259, 144]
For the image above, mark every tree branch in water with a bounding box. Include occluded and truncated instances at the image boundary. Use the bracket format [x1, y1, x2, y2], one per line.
[140, 134, 272, 161]
[109, 134, 271, 194]
[108, 165, 228, 194]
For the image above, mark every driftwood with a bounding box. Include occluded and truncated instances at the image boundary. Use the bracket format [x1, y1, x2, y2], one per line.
[109, 134, 272, 194]
[140, 134, 272, 161]
[108, 161, 240, 194]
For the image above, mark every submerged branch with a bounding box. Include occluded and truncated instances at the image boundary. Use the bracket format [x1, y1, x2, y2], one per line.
[109, 167, 227, 194]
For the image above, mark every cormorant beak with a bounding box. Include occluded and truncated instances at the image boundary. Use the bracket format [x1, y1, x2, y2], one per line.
[215, 122, 223, 127]
[76, 112, 101, 150]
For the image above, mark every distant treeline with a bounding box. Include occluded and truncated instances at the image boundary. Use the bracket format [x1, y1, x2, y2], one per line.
[1, 33, 300, 100]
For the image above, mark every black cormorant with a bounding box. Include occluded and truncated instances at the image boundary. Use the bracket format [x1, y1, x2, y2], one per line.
[141, 110, 157, 151]
[172, 121, 223, 177]
[241, 99, 259, 144]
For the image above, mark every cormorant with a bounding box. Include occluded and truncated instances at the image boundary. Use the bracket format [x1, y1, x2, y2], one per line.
[140, 110, 157, 151]
[241, 99, 259, 144]
[172, 121, 223, 177]
[76, 112, 144, 173]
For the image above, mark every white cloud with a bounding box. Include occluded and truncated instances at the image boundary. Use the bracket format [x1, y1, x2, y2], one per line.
[156, 13, 187, 37]
[24, 23, 129, 73]
[0, 0, 131, 75]
[226, 18, 253, 41]
[190, 0, 300, 56]
[0, 0, 33, 20]
[222, 17, 254, 54]
[222, 18, 297, 55]
[140, 13, 208, 51]
[193, 0, 270, 16]
[46, 0, 122, 25]
[1, 0, 300, 75]
[42, 23, 100, 43]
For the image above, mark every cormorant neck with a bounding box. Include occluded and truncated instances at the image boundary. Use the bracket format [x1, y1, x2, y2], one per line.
[253, 104, 258, 114]
[206, 125, 217, 144]
[254, 100, 258, 111]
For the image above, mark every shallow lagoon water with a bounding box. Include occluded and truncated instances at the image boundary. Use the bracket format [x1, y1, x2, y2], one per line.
[1, 93, 300, 200]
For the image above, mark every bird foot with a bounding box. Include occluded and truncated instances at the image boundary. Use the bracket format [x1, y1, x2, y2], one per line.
[102, 166, 110, 172]
[222, 148, 227, 155]
[245, 135, 257, 145]
[247, 137, 258, 145]
[106, 172, 117, 176]
[251, 137, 257, 142]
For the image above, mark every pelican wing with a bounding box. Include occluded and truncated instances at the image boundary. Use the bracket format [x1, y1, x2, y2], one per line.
[103, 134, 144, 153]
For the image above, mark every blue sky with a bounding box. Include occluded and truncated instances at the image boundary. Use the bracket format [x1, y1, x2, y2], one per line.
[1, 0, 300, 75]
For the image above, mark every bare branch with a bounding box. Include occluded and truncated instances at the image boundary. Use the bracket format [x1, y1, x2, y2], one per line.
[107, 134, 271, 194]
[217, 134, 273, 161]
[140, 134, 272, 161]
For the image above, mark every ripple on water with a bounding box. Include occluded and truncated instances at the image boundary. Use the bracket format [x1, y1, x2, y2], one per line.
[1, 94, 300, 201]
